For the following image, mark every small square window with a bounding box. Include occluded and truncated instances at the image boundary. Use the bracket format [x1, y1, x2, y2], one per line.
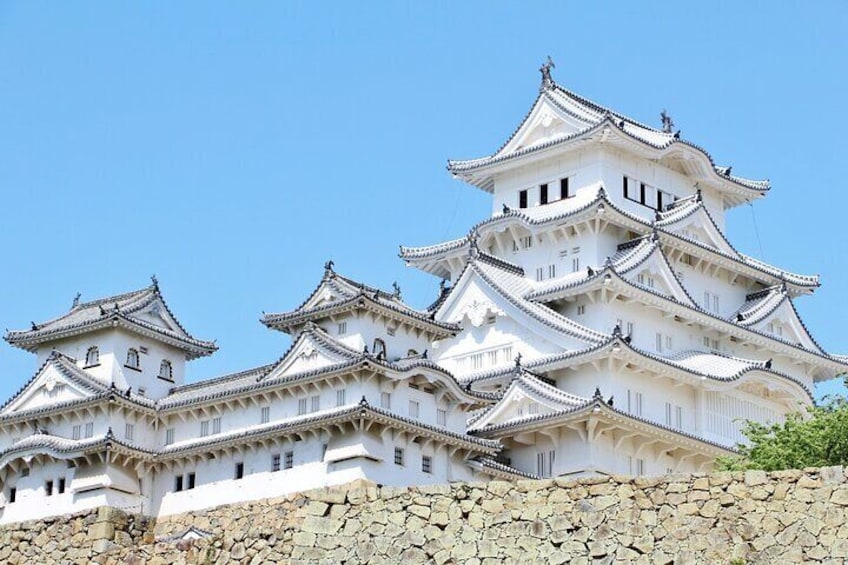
[45, 480, 53, 496]
[284, 451, 294, 470]
[337, 321, 347, 335]
[72, 425, 81, 440]
[422, 455, 432, 474]
[125, 423, 134, 441]
[58, 478, 66, 494]
[175, 475, 184, 492]
[187, 472, 196, 490]
[21, 468, 29, 478]
[437, 409, 447, 426]
[272, 454, 281, 472]
[336, 389, 346, 407]
[380, 392, 391, 409]
[84, 422, 94, 438]
[234, 462, 244, 480]
[212, 417, 221, 434]
[394, 447, 404, 466]
[8, 487, 16, 503]
[165, 428, 175, 445]
[260, 406, 270, 424]
[409, 400, 419, 419]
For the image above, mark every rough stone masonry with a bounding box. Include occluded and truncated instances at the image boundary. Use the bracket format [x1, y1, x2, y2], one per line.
[2, 466, 848, 564]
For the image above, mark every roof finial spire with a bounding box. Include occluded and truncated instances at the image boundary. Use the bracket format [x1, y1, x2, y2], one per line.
[323, 260, 335, 279]
[150, 275, 159, 290]
[539, 56, 556, 91]
[660, 109, 674, 134]
[392, 281, 402, 300]
[72, 293, 81, 309]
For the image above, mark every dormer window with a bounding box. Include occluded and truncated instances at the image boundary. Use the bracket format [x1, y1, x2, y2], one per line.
[125, 348, 140, 371]
[158, 360, 173, 381]
[372, 339, 387, 360]
[84, 346, 99, 367]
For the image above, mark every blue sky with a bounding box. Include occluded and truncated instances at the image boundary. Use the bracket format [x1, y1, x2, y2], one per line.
[1, 2, 846, 400]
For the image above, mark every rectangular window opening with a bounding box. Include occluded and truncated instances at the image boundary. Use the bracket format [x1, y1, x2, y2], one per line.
[234, 462, 244, 480]
[394, 447, 405, 466]
[560, 178, 570, 199]
[519, 189, 528, 209]
[540, 183, 548, 205]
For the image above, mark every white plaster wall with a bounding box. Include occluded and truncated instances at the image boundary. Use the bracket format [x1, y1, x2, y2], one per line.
[35, 329, 187, 400]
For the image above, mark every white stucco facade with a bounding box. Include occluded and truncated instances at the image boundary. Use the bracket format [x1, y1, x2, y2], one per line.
[0, 65, 845, 525]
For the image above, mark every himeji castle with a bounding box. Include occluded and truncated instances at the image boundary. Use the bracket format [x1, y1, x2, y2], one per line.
[1, 62, 845, 524]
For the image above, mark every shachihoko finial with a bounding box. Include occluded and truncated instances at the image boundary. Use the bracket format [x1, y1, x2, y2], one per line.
[660, 109, 674, 134]
[72, 293, 81, 309]
[150, 275, 159, 289]
[539, 56, 556, 91]
[392, 281, 402, 299]
[324, 260, 335, 273]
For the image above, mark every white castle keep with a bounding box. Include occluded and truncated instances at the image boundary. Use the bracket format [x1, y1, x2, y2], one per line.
[1, 63, 844, 523]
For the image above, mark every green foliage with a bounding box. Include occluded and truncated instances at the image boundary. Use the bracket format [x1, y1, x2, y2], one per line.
[716, 397, 848, 472]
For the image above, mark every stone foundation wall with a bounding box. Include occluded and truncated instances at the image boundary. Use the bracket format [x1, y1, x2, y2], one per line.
[4, 466, 848, 564]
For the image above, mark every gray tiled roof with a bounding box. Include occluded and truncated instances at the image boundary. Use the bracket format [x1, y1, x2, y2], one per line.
[159, 399, 500, 459]
[464, 335, 814, 401]
[447, 82, 769, 195]
[0, 351, 156, 418]
[4, 282, 216, 358]
[261, 268, 458, 335]
[400, 188, 818, 290]
[470, 397, 736, 455]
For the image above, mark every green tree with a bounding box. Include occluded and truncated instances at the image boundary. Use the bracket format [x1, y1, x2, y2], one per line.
[716, 396, 848, 471]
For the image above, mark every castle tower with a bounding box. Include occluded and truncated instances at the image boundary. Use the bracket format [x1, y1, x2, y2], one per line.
[400, 62, 847, 478]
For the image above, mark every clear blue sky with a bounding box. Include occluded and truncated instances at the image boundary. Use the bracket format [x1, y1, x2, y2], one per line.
[1, 2, 846, 400]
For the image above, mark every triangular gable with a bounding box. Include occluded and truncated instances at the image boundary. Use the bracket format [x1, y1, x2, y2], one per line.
[1, 359, 105, 416]
[470, 376, 585, 431]
[748, 298, 823, 353]
[658, 203, 739, 257]
[435, 262, 594, 351]
[130, 297, 186, 334]
[615, 242, 697, 307]
[263, 328, 360, 380]
[499, 95, 595, 157]
[298, 279, 355, 312]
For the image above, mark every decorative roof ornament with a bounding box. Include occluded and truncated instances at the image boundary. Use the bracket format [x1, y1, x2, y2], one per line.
[30, 321, 38, 331]
[439, 279, 447, 294]
[72, 293, 81, 309]
[99, 305, 107, 316]
[392, 281, 402, 300]
[694, 183, 702, 202]
[150, 275, 159, 290]
[593, 387, 603, 401]
[502, 203, 510, 214]
[539, 56, 556, 91]
[660, 109, 674, 134]
[514, 352, 523, 368]
[468, 228, 480, 258]
[323, 260, 335, 278]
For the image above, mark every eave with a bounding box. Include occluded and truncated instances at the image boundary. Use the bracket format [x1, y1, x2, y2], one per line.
[261, 294, 459, 338]
[6, 315, 217, 360]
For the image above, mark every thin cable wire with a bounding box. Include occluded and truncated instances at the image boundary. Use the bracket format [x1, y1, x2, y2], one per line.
[748, 200, 766, 260]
